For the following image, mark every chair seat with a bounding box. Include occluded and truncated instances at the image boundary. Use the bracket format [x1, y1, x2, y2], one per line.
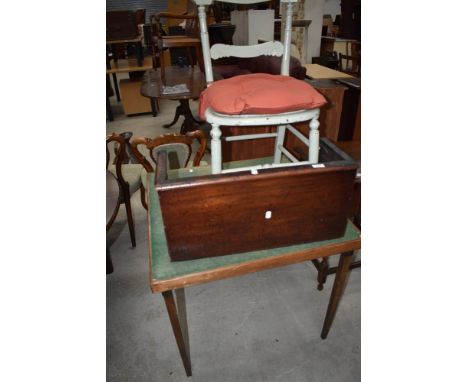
[140, 161, 209, 186]
[108, 163, 143, 195]
[198, 73, 326, 120]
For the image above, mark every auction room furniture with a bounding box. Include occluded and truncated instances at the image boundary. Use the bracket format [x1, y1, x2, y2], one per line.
[107, 10, 145, 66]
[140, 66, 206, 133]
[107, 133, 144, 247]
[150, 3, 204, 82]
[196, 0, 326, 175]
[106, 170, 120, 274]
[304, 63, 354, 80]
[130, 130, 208, 210]
[338, 41, 360, 77]
[106, 56, 157, 117]
[106, 10, 146, 103]
[145, 138, 361, 375]
[320, 36, 358, 58]
[106, 76, 114, 121]
[336, 77, 361, 141]
[208, 22, 236, 45]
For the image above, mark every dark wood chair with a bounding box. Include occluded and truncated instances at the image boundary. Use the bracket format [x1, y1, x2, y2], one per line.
[339, 41, 360, 77]
[149, 2, 204, 82]
[107, 132, 144, 247]
[106, 75, 114, 121]
[130, 130, 208, 210]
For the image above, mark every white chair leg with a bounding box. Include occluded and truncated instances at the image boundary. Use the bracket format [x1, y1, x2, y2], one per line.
[309, 113, 320, 164]
[210, 124, 222, 174]
[273, 125, 286, 164]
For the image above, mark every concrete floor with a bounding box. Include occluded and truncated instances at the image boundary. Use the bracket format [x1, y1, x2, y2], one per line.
[106, 85, 361, 381]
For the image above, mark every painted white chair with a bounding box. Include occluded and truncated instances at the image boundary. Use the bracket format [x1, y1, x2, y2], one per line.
[195, 0, 324, 174]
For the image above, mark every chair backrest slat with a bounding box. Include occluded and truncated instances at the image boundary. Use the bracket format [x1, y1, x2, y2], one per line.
[195, 0, 295, 84]
[210, 40, 283, 59]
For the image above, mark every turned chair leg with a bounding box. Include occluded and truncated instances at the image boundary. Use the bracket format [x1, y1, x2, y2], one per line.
[309, 112, 320, 163]
[321, 251, 354, 339]
[210, 124, 222, 174]
[162, 289, 192, 377]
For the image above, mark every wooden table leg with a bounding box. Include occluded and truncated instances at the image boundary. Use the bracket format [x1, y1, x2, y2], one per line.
[111, 73, 121, 102]
[320, 251, 354, 339]
[163, 103, 183, 128]
[179, 99, 201, 134]
[162, 289, 192, 377]
[150, 99, 158, 117]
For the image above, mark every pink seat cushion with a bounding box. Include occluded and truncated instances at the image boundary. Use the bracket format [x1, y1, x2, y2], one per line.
[198, 73, 326, 120]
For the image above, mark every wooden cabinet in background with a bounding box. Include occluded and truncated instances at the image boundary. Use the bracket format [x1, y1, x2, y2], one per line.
[119, 79, 152, 115]
[284, 79, 346, 160]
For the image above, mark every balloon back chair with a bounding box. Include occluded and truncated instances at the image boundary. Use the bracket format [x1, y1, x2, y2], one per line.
[106, 132, 144, 247]
[195, 0, 327, 174]
[130, 130, 208, 210]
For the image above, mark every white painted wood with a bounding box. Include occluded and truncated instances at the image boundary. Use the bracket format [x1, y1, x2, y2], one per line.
[309, 111, 320, 164]
[210, 41, 283, 59]
[273, 125, 286, 163]
[279, 145, 299, 163]
[286, 124, 309, 146]
[197, 5, 214, 84]
[195, 0, 319, 174]
[280, 2, 293, 75]
[225, 132, 278, 142]
[210, 124, 222, 174]
[204, 108, 318, 126]
[221, 160, 319, 175]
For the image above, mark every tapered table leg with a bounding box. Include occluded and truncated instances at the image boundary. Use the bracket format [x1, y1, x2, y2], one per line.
[320, 251, 354, 339]
[162, 289, 192, 377]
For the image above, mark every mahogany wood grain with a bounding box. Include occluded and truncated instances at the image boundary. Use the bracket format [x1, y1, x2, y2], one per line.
[156, 139, 357, 261]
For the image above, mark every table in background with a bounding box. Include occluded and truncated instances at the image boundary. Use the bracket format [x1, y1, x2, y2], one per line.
[305, 64, 354, 80]
[106, 57, 157, 116]
[146, 168, 361, 376]
[141, 66, 206, 134]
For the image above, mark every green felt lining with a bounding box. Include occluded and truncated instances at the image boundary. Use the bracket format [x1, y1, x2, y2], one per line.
[148, 173, 360, 281]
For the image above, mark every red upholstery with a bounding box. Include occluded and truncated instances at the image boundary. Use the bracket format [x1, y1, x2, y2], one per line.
[198, 73, 326, 120]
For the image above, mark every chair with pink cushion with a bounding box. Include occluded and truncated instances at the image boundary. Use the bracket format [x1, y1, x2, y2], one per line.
[195, 0, 327, 174]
